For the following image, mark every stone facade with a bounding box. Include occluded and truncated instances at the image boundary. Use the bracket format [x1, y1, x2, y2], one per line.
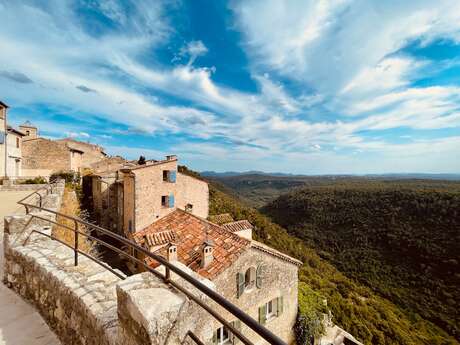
[122, 157, 209, 233]
[57, 138, 106, 167]
[19, 121, 38, 139]
[211, 247, 298, 344]
[22, 137, 84, 176]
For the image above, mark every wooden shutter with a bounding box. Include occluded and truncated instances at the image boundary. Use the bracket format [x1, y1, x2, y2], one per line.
[231, 320, 242, 344]
[236, 272, 244, 298]
[212, 329, 217, 345]
[169, 170, 177, 182]
[168, 194, 175, 208]
[256, 264, 265, 288]
[258, 305, 267, 325]
[276, 296, 284, 316]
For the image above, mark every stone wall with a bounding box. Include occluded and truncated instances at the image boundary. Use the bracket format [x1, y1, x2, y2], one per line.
[57, 138, 106, 168]
[22, 138, 71, 174]
[212, 247, 298, 344]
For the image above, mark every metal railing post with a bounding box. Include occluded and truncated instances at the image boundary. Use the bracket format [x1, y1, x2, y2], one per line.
[74, 220, 79, 266]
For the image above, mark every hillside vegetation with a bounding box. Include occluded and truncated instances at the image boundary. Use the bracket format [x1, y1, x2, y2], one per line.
[262, 182, 460, 342]
[207, 182, 459, 345]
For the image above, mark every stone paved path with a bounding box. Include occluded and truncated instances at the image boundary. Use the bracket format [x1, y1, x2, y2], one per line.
[0, 191, 60, 345]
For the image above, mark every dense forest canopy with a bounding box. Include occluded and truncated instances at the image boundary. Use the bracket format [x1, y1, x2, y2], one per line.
[261, 182, 460, 342]
[203, 173, 460, 344]
[204, 180, 459, 344]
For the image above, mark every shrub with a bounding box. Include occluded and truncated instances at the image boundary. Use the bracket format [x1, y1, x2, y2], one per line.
[19, 176, 47, 184]
[50, 171, 80, 184]
[295, 283, 327, 345]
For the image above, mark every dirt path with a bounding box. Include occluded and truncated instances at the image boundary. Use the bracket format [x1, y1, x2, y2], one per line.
[0, 191, 60, 345]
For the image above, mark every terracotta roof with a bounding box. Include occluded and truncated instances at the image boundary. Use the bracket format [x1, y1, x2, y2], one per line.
[132, 209, 250, 279]
[208, 213, 234, 225]
[250, 240, 303, 266]
[221, 220, 254, 233]
[139, 230, 177, 247]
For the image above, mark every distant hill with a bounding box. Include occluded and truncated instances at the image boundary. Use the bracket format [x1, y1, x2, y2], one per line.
[210, 173, 460, 208]
[202, 171, 460, 180]
[262, 182, 460, 341]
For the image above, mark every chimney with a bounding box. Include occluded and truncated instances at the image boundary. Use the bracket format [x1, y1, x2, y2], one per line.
[166, 154, 177, 161]
[201, 239, 214, 268]
[167, 243, 177, 262]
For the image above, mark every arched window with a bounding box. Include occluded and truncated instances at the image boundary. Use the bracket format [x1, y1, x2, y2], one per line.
[244, 267, 256, 290]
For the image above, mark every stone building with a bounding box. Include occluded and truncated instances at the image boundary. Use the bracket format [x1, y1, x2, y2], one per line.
[85, 155, 209, 236]
[56, 138, 106, 167]
[0, 101, 26, 179]
[132, 210, 301, 345]
[19, 120, 38, 139]
[22, 136, 84, 177]
[20, 122, 110, 177]
[122, 155, 209, 233]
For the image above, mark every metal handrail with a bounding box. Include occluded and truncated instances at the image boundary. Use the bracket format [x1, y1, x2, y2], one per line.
[17, 183, 286, 345]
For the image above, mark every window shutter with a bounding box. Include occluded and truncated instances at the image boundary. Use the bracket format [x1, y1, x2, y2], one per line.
[258, 305, 267, 325]
[168, 194, 175, 208]
[236, 272, 244, 298]
[256, 264, 265, 288]
[169, 170, 177, 182]
[231, 320, 242, 344]
[277, 296, 284, 316]
[212, 329, 217, 345]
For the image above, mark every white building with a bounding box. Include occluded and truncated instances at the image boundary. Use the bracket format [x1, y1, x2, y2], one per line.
[0, 101, 26, 180]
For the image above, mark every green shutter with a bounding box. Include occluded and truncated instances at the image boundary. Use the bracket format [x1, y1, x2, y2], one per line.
[212, 329, 217, 345]
[232, 320, 242, 344]
[258, 305, 267, 325]
[256, 264, 264, 288]
[236, 272, 244, 298]
[277, 296, 284, 316]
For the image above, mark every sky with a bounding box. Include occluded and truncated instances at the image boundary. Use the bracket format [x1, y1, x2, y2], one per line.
[0, 0, 460, 174]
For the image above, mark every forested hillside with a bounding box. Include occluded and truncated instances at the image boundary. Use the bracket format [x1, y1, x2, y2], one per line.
[206, 181, 459, 345]
[262, 182, 460, 342]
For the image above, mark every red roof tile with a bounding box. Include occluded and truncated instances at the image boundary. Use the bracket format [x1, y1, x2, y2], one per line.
[132, 209, 251, 279]
[208, 213, 234, 225]
[221, 220, 254, 233]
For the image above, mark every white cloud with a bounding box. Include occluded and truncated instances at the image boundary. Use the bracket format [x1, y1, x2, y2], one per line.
[1, 0, 460, 173]
[180, 40, 209, 65]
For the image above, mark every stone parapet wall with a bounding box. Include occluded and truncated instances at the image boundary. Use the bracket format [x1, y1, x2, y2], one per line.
[0, 182, 48, 191]
[3, 182, 122, 345]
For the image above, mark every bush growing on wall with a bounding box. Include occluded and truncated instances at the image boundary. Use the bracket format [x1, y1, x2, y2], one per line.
[294, 283, 327, 345]
[19, 176, 47, 184]
[50, 171, 80, 184]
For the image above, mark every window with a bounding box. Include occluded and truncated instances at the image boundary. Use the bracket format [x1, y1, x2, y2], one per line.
[265, 300, 275, 319]
[26, 130, 30, 135]
[16, 137, 19, 148]
[258, 297, 283, 325]
[185, 203, 193, 212]
[244, 267, 256, 290]
[163, 170, 177, 183]
[161, 194, 175, 208]
[215, 326, 230, 345]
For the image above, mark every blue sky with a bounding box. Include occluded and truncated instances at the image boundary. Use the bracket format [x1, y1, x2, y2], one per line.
[0, 0, 459, 174]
